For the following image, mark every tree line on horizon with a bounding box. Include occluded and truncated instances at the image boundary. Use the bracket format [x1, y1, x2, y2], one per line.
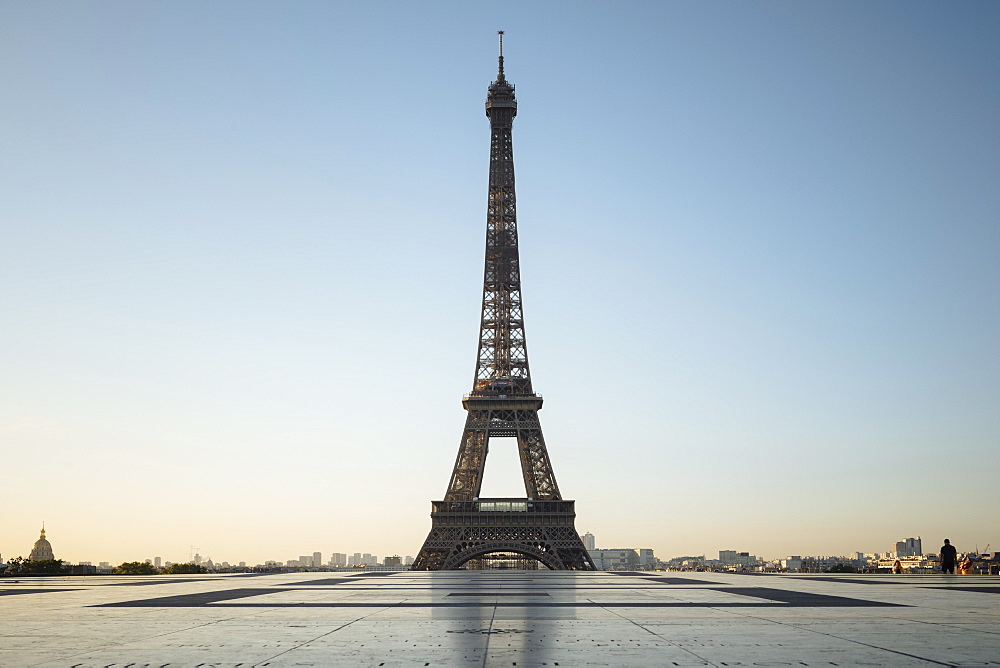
[1, 558, 208, 576]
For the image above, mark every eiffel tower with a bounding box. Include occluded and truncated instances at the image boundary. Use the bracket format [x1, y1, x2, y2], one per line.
[412, 33, 595, 571]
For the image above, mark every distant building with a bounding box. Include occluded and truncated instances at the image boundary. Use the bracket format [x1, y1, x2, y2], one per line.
[878, 554, 937, 572]
[589, 549, 639, 570]
[665, 555, 704, 569]
[67, 564, 97, 575]
[798, 555, 853, 572]
[313, 552, 322, 567]
[781, 556, 803, 571]
[365, 563, 407, 571]
[154, 557, 162, 568]
[638, 549, 655, 568]
[894, 537, 922, 557]
[384, 555, 402, 567]
[583, 532, 596, 551]
[404, 555, 414, 566]
[29, 526, 55, 561]
[330, 553, 347, 567]
[719, 550, 756, 567]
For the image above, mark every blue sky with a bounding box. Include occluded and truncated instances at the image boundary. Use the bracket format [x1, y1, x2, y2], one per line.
[2, 1, 998, 565]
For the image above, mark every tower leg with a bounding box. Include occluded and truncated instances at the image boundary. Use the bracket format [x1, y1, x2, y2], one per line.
[445, 421, 488, 502]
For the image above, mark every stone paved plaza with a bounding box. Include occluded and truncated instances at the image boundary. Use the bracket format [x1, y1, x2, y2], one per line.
[1, 570, 998, 666]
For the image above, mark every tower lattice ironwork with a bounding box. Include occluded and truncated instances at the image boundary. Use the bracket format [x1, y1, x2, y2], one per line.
[412, 33, 595, 571]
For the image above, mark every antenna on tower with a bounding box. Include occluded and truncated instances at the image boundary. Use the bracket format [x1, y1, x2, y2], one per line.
[497, 30, 505, 79]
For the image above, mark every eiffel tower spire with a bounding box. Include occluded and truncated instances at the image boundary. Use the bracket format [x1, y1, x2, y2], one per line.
[412, 34, 594, 571]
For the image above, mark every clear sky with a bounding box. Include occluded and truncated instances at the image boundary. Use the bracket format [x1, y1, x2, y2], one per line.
[2, 1, 998, 566]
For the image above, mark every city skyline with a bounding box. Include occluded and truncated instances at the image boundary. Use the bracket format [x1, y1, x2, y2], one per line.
[3, 523, 982, 570]
[3, 2, 998, 565]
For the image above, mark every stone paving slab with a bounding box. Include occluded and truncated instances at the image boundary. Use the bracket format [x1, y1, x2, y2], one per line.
[0, 571, 997, 666]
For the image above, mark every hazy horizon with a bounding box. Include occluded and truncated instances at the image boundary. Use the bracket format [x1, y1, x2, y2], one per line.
[3, 1, 998, 567]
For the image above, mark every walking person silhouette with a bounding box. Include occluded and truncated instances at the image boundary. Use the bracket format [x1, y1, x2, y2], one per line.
[940, 539, 958, 574]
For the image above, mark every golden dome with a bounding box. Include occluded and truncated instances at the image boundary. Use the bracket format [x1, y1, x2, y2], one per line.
[29, 526, 55, 561]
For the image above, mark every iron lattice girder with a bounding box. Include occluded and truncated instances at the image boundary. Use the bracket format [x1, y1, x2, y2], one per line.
[478, 123, 527, 387]
[443, 399, 559, 502]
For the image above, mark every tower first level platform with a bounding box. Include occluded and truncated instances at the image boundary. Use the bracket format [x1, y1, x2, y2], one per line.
[411, 498, 594, 571]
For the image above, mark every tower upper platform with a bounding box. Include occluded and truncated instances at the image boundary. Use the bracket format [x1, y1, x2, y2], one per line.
[486, 31, 517, 125]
